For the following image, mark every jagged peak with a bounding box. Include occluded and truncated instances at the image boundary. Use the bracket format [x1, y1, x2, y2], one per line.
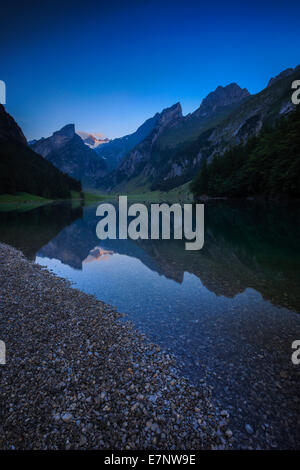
[267, 67, 296, 87]
[53, 124, 76, 139]
[160, 102, 182, 115]
[194, 83, 250, 118]
[158, 102, 182, 126]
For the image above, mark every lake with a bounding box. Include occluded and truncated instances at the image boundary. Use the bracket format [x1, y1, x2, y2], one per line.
[0, 200, 299, 449]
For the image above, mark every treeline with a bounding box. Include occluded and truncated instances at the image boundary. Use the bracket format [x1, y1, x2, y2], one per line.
[191, 107, 300, 199]
[0, 139, 81, 198]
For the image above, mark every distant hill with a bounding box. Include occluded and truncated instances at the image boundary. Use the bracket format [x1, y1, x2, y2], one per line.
[76, 131, 110, 149]
[0, 105, 80, 199]
[30, 124, 107, 188]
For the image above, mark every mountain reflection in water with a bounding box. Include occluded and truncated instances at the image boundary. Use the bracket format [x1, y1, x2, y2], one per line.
[0, 200, 299, 449]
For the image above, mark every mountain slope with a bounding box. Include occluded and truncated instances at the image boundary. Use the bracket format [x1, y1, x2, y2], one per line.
[157, 83, 250, 148]
[31, 124, 107, 187]
[0, 105, 80, 199]
[131, 65, 300, 192]
[95, 111, 162, 171]
[101, 103, 183, 190]
[105, 84, 251, 192]
[190, 106, 300, 198]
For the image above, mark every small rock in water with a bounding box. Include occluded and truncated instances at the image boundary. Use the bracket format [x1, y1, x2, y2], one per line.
[280, 370, 288, 379]
[61, 413, 73, 423]
[245, 424, 254, 435]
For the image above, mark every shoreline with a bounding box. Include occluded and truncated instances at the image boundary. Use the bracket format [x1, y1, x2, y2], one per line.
[0, 242, 230, 450]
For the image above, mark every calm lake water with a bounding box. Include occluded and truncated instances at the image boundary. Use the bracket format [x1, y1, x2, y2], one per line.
[1, 200, 300, 449]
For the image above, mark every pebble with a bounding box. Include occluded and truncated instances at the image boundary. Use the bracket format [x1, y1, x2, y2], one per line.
[245, 424, 254, 435]
[0, 243, 231, 450]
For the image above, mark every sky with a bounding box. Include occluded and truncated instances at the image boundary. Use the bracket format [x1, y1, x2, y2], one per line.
[1, 0, 300, 140]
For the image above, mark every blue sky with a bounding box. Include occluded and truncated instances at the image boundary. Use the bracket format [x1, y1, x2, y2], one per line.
[1, 0, 300, 140]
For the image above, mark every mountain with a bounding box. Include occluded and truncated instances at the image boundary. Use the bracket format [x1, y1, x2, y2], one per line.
[106, 85, 250, 191]
[107, 65, 300, 193]
[100, 102, 183, 190]
[157, 83, 250, 149]
[30, 124, 107, 187]
[0, 105, 80, 198]
[193, 83, 250, 117]
[267, 68, 295, 87]
[76, 131, 110, 149]
[95, 111, 163, 172]
[190, 106, 300, 199]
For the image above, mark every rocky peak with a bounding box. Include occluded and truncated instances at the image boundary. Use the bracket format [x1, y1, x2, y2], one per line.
[267, 68, 295, 87]
[30, 122, 107, 185]
[194, 83, 250, 118]
[53, 124, 76, 139]
[157, 102, 182, 128]
[76, 130, 110, 149]
[161, 102, 182, 118]
[30, 124, 77, 158]
[43, 124, 77, 153]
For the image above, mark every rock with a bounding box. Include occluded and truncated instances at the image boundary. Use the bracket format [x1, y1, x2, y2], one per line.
[0, 242, 231, 451]
[280, 370, 288, 379]
[79, 435, 87, 446]
[61, 413, 73, 423]
[245, 424, 254, 435]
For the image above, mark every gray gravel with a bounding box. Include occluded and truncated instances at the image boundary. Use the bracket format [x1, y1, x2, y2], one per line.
[0, 243, 231, 450]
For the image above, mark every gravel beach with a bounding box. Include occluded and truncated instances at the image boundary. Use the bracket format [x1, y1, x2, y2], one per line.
[0, 243, 230, 450]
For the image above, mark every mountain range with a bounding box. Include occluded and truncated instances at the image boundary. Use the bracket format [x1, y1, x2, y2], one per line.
[108, 65, 300, 192]
[92, 65, 299, 193]
[1, 64, 299, 198]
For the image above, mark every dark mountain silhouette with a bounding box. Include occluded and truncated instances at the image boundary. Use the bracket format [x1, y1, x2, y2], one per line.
[0, 105, 81, 198]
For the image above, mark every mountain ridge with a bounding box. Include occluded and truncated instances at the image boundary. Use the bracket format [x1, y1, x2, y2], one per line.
[98, 102, 183, 189]
[107, 65, 300, 193]
[30, 124, 107, 187]
[94, 111, 163, 171]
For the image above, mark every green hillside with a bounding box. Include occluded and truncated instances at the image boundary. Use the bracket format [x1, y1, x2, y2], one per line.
[191, 107, 300, 199]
